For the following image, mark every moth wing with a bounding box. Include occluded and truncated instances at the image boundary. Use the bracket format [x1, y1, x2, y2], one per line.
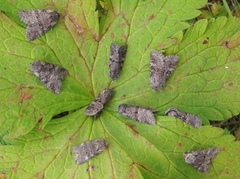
[150, 50, 166, 90]
[30, 61, 68, 94]
[45, 78, 62, 94]
[54, 66, 69, 80]
[118, 45, 128, 62]
[98, 88, 113, 104]
[198, 162, 210, 173]
[89, 139, 108, 154]
[19, 10, 59, 25]
[185, 114, 202, 128]
[137, 108, 156, 125]
[72, 143, 90, 165]
[19, 10, 39, 25]
[165, 108, 179, 116]
[110, 43, 120, 62]
[184, 148, 219, 173]
[164, 55, 179, 72]
[150, 50, 165, 67]
[84, 102, 104, 116]
[72, 139, 108, 165]
[19, 10, 60, 41]
[26, 24, 45, 41]
[165, 55, 179, 63]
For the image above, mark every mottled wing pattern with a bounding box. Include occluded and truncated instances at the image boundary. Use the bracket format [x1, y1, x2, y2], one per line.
[137, 107, 156, 125]
[30, 60, 68, 94]
[84, 102, 103, 116]
[18, 10, 60, 41]
[150, 50, 179, 91]
[118, 45, 128, 60]
[84, 88, 113, 119]
[109, 43, 128, 80]
[150, 50, 165, 91]
[184, 148, 220, 173]
[19, 10, 41, 24]
[165, 108, 202, 128]
[118, 104, 156, 125]
[72, 139, 108, 165]
[110, 43, 119, 62]
[164, 55, 179, 79]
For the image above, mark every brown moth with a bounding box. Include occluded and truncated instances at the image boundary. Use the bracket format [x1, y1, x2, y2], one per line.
[118, 104, 156, 125]
[30, 60, 68, 94]
[84, 88, 113, 119]
[184, 148, 220, 173]
[109, 43, 128, 80]
[165, 108, 202, 128]
[18, 9, 60, 41]
[150, 50, 179, 91]
[72, 138, 108, 165]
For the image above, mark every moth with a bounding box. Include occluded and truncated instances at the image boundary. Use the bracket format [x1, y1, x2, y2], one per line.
[84, 88, 113, 119]
[184, 148, 220, 173]
[109, 43, 128, 80]
[72, 138, 108, 165]
[118, 104, 156, 125]
[18, 9, 60, 41]
[30, 60, 68, 94]
[165, 108, 202, 128]
[150, 50, 179, 91]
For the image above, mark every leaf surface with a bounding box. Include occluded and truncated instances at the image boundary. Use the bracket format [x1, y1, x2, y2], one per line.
[0, 0, 240, 178]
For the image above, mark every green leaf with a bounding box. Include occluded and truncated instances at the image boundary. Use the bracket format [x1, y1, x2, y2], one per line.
[1, 0, 240, 178]
[166, 17, 240, 124]
[1, 115, 240, 178]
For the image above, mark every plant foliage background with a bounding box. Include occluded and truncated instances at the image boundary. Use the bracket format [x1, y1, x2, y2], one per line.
[0, 0, 240, 178]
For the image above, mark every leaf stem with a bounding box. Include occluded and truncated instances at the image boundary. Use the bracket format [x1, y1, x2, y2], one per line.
[222, 0, 233, 17]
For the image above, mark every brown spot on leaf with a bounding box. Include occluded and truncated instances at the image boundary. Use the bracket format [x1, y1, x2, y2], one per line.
[35, 172, 44, 179]
[43, 136, 51, 140]
[9, 0, 14, 5]
[222, 40, 233, 49]
[146, 141, 152, 147]
[177, 142, 182, 148]
[203, 37, 209, 44]
[126, 123, 139, 137]
[220, 147, 226, 151]
[168, 10, 173, 14]
[171, 38, 177, 44]
[18, 85, 32, 104]
[85, 165, 96, 172]
[168, 86, 173, 90]
[68, 15, 85, 34]
[184, 132, 188, 136]
[148, 14, 155, 21]
[120, 94, 126, 100]
[37, 117, 43, 124]
[11, 167, 17, 174]
[228, 82, 233, 86]
[111, 32, 115, 38]
[122, 33, 128, 39]
[120, 22, 126, 28]
[21, 93, 32, 101]
[10, 50, 15, 54]
[158, 43, 165, 49]
[68, 137, 74, 143]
